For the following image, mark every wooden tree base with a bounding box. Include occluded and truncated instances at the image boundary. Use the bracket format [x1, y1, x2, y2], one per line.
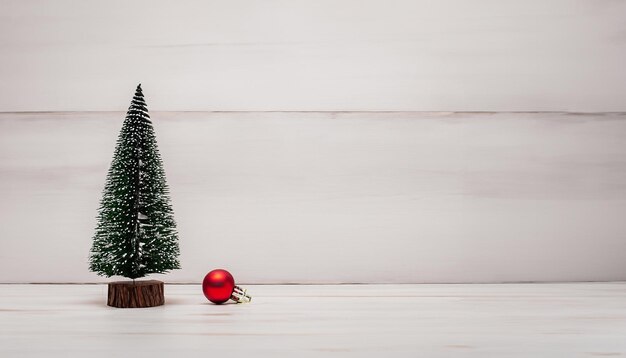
[107, 280, 164, 308]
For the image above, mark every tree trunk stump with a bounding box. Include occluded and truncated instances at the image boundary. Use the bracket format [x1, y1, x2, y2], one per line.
[107, 280, 164, 308]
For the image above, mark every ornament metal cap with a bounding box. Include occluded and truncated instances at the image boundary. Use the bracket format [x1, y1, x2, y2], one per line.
[231, 285, 252, 303]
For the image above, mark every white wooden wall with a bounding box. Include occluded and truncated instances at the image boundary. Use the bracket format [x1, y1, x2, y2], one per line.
[1, 1, 625, 282]
[0, 0, 625, 112]
[1, 112, 625, 283]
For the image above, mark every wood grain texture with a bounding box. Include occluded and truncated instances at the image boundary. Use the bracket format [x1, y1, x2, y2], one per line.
[0, 1, 625, 112]
[107, 280, 164, 308]
[0, 283, 625, 357]
[0, 112, 626, 283]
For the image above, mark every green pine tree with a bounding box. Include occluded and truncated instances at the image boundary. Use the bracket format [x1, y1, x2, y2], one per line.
[89, 84, 180, 279]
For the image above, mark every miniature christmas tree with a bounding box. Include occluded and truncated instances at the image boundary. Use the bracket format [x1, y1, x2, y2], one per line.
[89, 84, 180, 307]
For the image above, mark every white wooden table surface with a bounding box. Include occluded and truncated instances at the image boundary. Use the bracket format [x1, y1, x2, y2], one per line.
[1, 283, 625, 357]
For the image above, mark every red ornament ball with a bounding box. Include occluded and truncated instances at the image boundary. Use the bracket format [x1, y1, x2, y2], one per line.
[202, 269, 235, 304]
